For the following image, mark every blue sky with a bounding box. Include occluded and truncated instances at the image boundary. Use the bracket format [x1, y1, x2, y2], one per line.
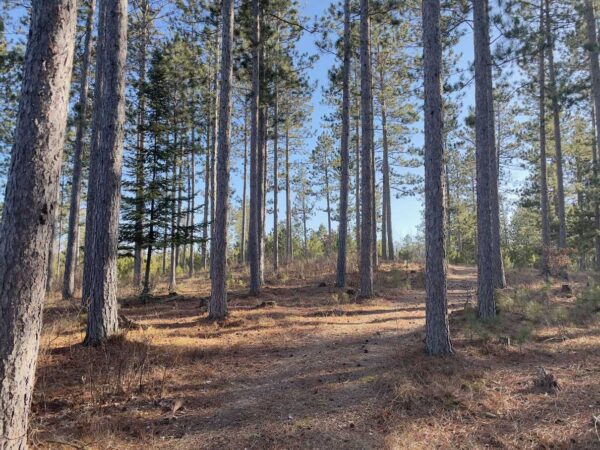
[288, 0, 531, 243]
[294, 0, 427, 240]
[4, 1, 528, 245]
[290, 0, 481, 241]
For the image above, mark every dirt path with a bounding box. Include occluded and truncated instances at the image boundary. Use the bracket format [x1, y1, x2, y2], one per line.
[144, 266, 449, 449]
[32, 264, 600, 449]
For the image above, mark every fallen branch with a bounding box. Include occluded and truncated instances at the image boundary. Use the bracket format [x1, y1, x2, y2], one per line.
[118, 313, 147, 330]
[251, 301, 277, 310]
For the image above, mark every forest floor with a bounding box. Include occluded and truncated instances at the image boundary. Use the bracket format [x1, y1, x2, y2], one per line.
[31, 260, 600, 449]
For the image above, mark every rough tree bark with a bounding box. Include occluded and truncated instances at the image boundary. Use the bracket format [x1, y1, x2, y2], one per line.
[63, 0, 96, 300]
[371, 130, 378, 269]
[593, 106, 600, 269]
[168, 129, 179, 293]
[359, 0, 374, 298]
[201, 121, 210, 269]
[473, 0, 496, 319]
[176, 135, 184, 267]
[545, 0, 567, 252]
[83, 0, 128, 346]
[382, 176, 388, 260]
[482, 0, 506, 290]
[56, 184, 64, 282]
[273, 86, 279, 271]
[355, 113, 361, 254]
[0, 2, 76, 446]
[209, 0, 234, 321]
[46, 189, 60, 293]
[209, 35, 220, 272]
[539, 0, 551, 278]
[189, 122, 196, 277]
[133, 0, 150, 287]
[285, 114, 292, 262]
[324, 146, 333, 251]
[336, 0, 351, 288]
[241, 106, 248, 264]
[379, 66, 394, 261]
[423, 0, 453, 355]
[258, 105, 266, 283]
[584, 0, 600, 270]
[249, 0, 261, 295]
[143, 136, 159, 295]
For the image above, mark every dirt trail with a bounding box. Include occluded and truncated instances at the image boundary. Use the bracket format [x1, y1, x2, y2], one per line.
[137, 269, 474, 448]
[147, 266, 445, 449]
[32, 264, 600, 449]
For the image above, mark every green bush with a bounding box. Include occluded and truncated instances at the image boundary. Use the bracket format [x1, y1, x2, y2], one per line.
[572, 283, 600, 323]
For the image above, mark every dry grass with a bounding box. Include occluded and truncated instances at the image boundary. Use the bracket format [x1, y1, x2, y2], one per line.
[30, 261, 600, 449]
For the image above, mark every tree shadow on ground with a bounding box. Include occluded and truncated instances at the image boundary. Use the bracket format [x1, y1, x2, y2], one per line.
[33, 265, 600, 449]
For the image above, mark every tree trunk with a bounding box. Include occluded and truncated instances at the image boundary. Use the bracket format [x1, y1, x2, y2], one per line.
[473, 0, 496, 320]
[209, 29, 221, 269]
[355, 113, 361, 255]
[379, 72, 394, 260]
[584, 0, 600, 270]
[241, 105, 248, 264]
[336, 0, 351, 287]
[82, 0, 128, 346]
[56, 182, 64, 280]
[182, 145, 190, 269]
[46, 190, 59, 293]
[63, 0, 96, 300]
[593, 106, 600, 269]
[491, 94, 506, 289]
[359, 0, 374, 298]
[371, 129, 378, 269]
[162, 226, 167, 274]
[189, 122, 196, 277]
[0, 2, 76, 444]
[302, 190, 308, 256]
[273, 86, 279, 271]
[176, 135, 184, 267]
[285, 115, 292, 262]
[134, 0, 149, 288]
[209, 0, 234, 321]
[381, 179, 388, 260]
[260, 105, 267, 281]
[143, 139, 159, 295]
[423, 0, 452, 355]
[386, 168, 393, 260]
[168, 130, 179, 293]
[201, 121, 210, 269]
[481, 0, 505, 289]
[539, 0, 551, 277]
[545, 0, 567, 252]
[325, 153, 333, 253]
[249, 0, 261, 295]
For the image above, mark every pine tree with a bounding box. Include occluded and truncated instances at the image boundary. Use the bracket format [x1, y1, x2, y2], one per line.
[545, 0, 567, 255]
[423, 0, 452, 354]
[359, 0, 374, 298]
[83, 0, 128, 346]
[0, 0, 77, 444]
[63, 0, 96, 300]
[249, 0, 262, 295]
[473, 0, 496, 320]
[209, 0, 235, 320]
[584, 0, 600, 269]
[337, 0, 352, 287]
